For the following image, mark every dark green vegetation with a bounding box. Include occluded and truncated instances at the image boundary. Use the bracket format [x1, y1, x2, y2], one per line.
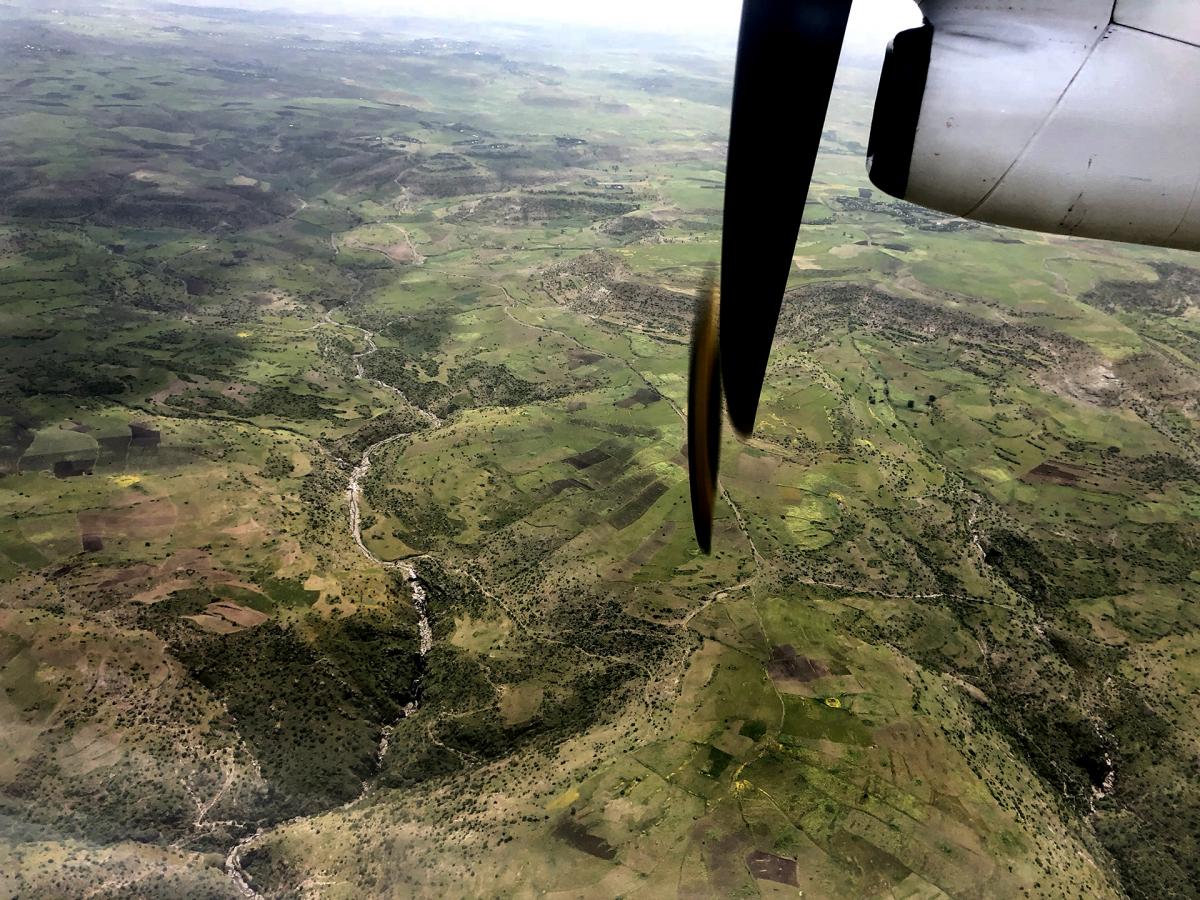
[1, 2, 1199, 898]
[140, 587, 422, 820]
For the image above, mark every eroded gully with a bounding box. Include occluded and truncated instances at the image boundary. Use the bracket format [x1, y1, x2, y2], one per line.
[225, 311, 440, 898]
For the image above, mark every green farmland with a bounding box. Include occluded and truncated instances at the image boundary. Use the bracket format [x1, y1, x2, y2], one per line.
[0, 3, 1198, 899]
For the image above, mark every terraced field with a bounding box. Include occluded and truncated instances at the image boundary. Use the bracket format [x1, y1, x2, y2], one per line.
[1, 3, 1198, 899]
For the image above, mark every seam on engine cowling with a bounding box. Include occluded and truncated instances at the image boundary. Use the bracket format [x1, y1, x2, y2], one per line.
[963, 17, 1113, 219]
[1111, 0, 1200, 48]
[1164, 171, 1200, 244]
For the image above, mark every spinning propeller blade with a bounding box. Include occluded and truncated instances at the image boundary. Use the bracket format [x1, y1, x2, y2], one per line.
[686, 0, 853, 550]
[687, 276, 722, 553]
[720, 0, 853, 436]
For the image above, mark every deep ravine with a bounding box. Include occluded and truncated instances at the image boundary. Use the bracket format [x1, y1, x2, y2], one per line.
[224, 310, 439, 898]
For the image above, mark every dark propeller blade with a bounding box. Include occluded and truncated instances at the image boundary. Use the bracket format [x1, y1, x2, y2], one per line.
[721, 0, 853, 436]
[687, 276, 722, 553]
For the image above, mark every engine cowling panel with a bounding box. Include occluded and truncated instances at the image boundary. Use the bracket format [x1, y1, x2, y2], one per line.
[867, 2, 1200, 252]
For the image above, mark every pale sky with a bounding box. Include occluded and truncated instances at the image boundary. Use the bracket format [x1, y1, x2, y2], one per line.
[327, 0, 923, 50]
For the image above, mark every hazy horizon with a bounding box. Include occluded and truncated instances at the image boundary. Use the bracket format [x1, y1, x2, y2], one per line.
[162, 0, 924, 53]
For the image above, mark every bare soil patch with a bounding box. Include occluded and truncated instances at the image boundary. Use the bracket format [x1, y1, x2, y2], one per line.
[77, 496, 176, 538]
[565, 447, 610, 470]
[567, 348, 603, 369]
[767, 644, 832, 686]
[1022, 461, 1083, 486]
[746, 850, 798, 886]
[379, 242, 419, 263]
[185, 600, 268, 633]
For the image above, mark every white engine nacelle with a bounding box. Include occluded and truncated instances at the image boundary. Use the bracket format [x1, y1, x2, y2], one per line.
[867, 0, 1200, 252]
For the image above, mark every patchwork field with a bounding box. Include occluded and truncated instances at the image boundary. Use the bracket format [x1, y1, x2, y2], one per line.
[1, 2, 1198, 899]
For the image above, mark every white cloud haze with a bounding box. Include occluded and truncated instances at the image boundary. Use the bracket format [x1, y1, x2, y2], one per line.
[257, 0, 923, 50]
